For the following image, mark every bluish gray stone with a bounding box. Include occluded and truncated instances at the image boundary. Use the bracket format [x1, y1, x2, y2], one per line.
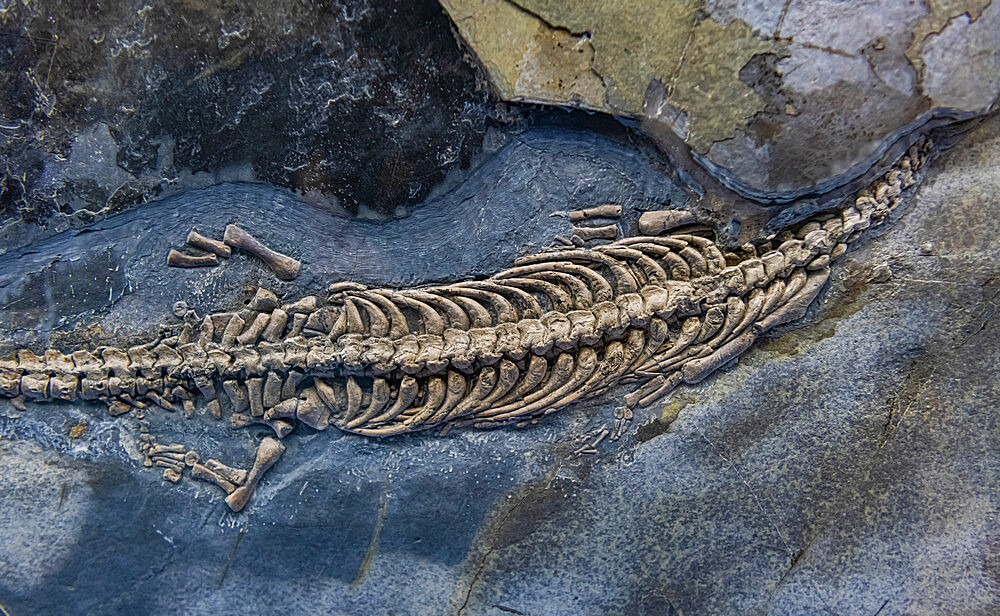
[0, 116, 998, 616]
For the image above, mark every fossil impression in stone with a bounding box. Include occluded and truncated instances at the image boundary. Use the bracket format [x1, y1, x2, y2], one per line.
[0, 141, 931, 511]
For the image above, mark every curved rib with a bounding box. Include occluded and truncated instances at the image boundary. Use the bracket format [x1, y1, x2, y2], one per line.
[352, 291, 410, 338]
[402, 290, 471, 331]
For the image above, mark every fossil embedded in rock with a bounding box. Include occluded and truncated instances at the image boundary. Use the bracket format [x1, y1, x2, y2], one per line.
[573, 224, 619, 242]
[167, 249, 219, 268]
[566, 205, 622, 221]
[0, 139, 933, 512]
[186, 230, 232, 258]
[223, 224, 301, 280]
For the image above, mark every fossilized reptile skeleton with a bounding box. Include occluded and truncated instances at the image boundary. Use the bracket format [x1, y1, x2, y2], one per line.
[0, 141, 931, 511]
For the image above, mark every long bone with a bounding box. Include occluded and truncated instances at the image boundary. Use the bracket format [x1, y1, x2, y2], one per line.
[223, 224, 301, 281]
[186, 230, 231, 258]
[167, 250, 218, 268]
[0, 139, 932, 513]
[224, 437, 285, 512]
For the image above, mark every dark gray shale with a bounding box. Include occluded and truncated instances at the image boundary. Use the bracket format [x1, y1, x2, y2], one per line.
[0, 129, 932, 511]
[0, 128, 688, 350]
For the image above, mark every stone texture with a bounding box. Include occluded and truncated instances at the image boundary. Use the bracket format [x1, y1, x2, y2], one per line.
[920, 1, 1000, 111]
[0, 2, 999, 614]
[0, 126, 689, 351]
[439, 0, 1000, 200]
[0, 113, 998, 615]
[0, 0, 490, 225]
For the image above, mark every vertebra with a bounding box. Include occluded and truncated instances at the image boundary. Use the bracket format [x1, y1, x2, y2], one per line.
[0, 140, 931, 511]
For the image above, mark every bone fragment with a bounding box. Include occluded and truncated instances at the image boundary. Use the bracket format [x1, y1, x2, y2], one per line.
[263, 371, 283, 408]
[186, 230, 231, 258]
[205, 459, 248, 485]
[236, 313, 270, 347]
[154, 458, 185, 471]
[225, 437, 285, 512]
[108, 399, 131, 416]
[262, 309, 288, 342]
[222, 380, 249, 413]
[247, 288, 278, 312]
[567, 205, 622, 221]
[229, 413, 294, 438]
[572, 224, 618, 242]
[247, 377, 265, 417]
[223, 224, 301, 280]
[191, 463, 237, 494]
[296, 387, 330, 430]
[220, 315, 245, 347]
[638, 210, 697, 235]
[167, 249, 218, 268]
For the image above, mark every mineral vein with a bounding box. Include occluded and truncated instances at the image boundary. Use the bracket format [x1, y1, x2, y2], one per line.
[0, 140, 931, 511]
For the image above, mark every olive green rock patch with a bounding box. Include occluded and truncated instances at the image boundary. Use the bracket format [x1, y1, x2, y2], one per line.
[440, 0, 784, 152]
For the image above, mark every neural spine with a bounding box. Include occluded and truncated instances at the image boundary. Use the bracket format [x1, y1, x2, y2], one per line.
[0, 140, 931, 511]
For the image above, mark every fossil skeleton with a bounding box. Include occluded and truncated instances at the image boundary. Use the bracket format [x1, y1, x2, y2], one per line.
[0, 140, 932, 511]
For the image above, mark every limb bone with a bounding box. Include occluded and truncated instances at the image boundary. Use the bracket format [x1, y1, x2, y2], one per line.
[223, 224, 301, 280]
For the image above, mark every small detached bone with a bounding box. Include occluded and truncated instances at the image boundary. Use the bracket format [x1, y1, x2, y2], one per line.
[224, 437, 285, 512]
[191, 463, 237, 494]
[186, 230, 232, 258]
[573, 224, 619, 242]
[638, 210, 697, 235]
[567, 205, 622, 221]
[167, 249, 218, 268]
[223, 224, 301, 281]
[0, 137, 933, 513]
[205, 459, 248, 486]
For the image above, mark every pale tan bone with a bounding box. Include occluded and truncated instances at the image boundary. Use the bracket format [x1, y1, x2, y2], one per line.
[421, 370, 468, 426]
[573, 224, 619, 242]
[222, 380, 249, 413]
[154, 458, 184, 472]
[186, 230, 232, 258]
[445, 365, 498, 421]
[262, 371, 283, 408]
[494, 355, 547, 407]
[191, 463, 237, 494]
[0, 140, 932, 502]
[220, 315, 245, 347]
[262, 309, 288, 342]
[296, 387, 330, 430]
[167, 249, 218, 268]
[230, 412, 294, 438]
[223, 224, 301, 281]
[481, 354, 573, 419]
[224, 437, 285, 512]
[638, 210, 697, 235]
[346, 378, 391, 428]
[567, 205, 622, 221]
[247, 377, 265, 417]
[205, 459, 248, 485]
[236, 313, 270, 346]
[491, 348, 598, 421]
[682, 330, 756, 384]
[368, 376, 418, 425]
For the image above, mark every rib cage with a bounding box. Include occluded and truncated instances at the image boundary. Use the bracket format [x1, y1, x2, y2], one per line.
[0, 140, 931, 443]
